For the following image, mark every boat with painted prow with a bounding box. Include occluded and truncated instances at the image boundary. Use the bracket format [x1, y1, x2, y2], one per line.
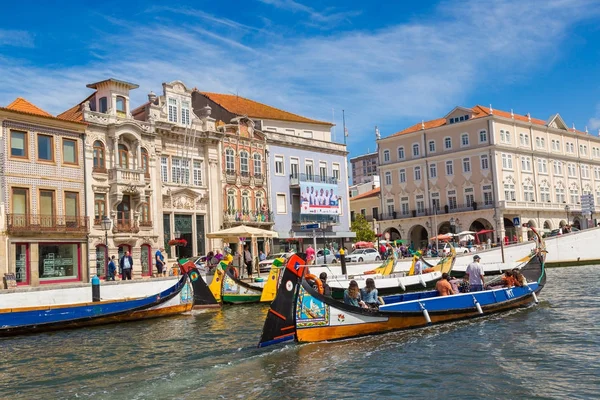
[258, 229, 546, 347]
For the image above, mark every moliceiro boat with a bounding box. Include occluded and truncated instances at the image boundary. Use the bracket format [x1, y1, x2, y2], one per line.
[327, 248, 456, 299]
[258, 230, 546, 347]
[0, 272, 194, 337]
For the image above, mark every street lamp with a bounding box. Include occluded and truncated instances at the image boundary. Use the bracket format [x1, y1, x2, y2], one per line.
[100, 215, 112, 277]
[175, 230, 181, 260]
[565, 205, 570, 225]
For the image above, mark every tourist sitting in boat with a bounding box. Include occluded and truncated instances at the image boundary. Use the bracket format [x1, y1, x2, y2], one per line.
[319, 272, 332, 298]
[512, 268, 526, 287]
[360, 278, 382, 309]
[344, 280, 367, 308]
[458, 273, 470, 293]
[435, 273, 456, 296]
[501, 271, 519, 288]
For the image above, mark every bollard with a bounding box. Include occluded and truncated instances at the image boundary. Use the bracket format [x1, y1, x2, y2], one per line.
[340, 248, 347, 276]
[92, 275, 101, 302]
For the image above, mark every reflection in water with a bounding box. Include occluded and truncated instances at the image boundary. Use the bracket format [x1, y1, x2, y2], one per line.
[0, 267, 598, 399]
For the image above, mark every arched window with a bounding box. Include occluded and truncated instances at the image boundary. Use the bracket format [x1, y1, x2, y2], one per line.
[95, 244, 107, 279]
[240, 151, 249, 175]
[116, 96, 126, 114]
[242, 190, 250, 213]
[412, 144, 420, 157]
[140, 244, 151, 276]
[93, 140, 105, 172]
[141, 148, 149, 177]
[444, 137, 452, 149]
[225, 149, 235, 173]
[140, 202, 151, 226]
[227, 189, 236, 212]
[118, 144, 129, 168]
[253, 154, 262, 177]
[383, 149, 390, 162]
[397, 147, 405, 160]
[117, 195, 131, 229]
[461, 133, 469, 146]
[255, 191, 264, 211]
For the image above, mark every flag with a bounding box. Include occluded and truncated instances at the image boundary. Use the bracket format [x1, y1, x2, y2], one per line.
[344, 127, 348, 137]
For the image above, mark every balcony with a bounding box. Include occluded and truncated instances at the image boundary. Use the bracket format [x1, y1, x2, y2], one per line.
[378, 202, 495, 221]
[224, 169, 237, 184]
[223, 209, 274, 226]
[7, 214, 89, 235]
[500, 200, 591, 212]
[253, 173, 264, 186]
[240, 171, 251, 185]
[292, 212, 340, 225]
[109, 167, 145, 186]
[113, 221, 140, 234]
[289, 173, 338, 187]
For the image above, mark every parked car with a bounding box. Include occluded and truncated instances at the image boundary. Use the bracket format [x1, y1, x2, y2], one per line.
[547, 227, 580, 237]
[315, 249, 337, 264]
[345, 248, 381, 263]
[438, 242, 476, 255]
[259, 252, 291, 273]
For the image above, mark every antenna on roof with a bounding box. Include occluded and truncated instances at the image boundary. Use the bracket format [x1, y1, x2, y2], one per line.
[489, 104, 493, 115]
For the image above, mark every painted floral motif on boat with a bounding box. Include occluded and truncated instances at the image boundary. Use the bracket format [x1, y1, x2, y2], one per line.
[296, 286, 330, 327]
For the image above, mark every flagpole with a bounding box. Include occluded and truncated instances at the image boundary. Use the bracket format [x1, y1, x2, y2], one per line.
[343, 109, 346, 145]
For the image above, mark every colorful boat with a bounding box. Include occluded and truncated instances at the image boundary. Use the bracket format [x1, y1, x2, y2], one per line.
[258, 230, 546, 347]
[178, 258, 220, 310]
[327, 249, 456, 299]
[0, 273, 193, 337]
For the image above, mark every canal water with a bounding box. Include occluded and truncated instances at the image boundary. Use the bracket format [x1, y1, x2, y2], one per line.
[0, 266, 598, 400]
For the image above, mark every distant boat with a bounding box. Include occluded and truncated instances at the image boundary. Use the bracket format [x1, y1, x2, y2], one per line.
[0, 272, 193, 337]
[258, 229, 546, 347]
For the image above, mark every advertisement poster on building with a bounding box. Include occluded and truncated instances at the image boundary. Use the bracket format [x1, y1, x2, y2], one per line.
[300, 182, 339, 215]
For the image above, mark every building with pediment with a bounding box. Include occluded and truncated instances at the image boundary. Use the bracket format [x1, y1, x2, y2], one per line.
[377, 105, 600, 249]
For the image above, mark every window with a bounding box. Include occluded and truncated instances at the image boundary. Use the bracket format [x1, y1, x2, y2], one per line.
[255, 192, 264, 211]
[276, 193, 287, 214]
[171, 157, 190, 184]
[291, 158, 299, 179]
[10, 130, 28, 158]
[387, 198, 395, 215]
[596, 188, 600, 206]
[168, 98, 178, 123]
[319, 161, 327, 181]
[38, 243, 79, 282]
[481, 154, 489, 170]
[431, 193, 440, 211]
[568, 163, 576, 177]
[580, 145, 587, 156]
[240, 151, 249, 175]
[429, 163, 437, 178]
[399, 169, 406, 183]
[93, 140, 105, 171]
[502, 153, 513, 169]
[226, 149, 235, 173]
[519, 133, 527, 146]
[62, 139, 77, 164]
[479, 130, 488, 143]
[118, 144, 128, 168]
[464, 188, 474, 207]
[444, 137, 452, 149]
[193, 160, 202, 186]
[385, 171, 392, 185]
[12, 187, 29, 217]
[414, 166, 421, 181]
[416, 195, 425, 213]
[536, 137, 545, 149]
[523, 183, 535, 202]
[140, 203, 150, 225]
[540, 184, 550, 202]
[241, 191, 250, 212]
[253, 154, 262, 177]
[181, 100, 190, 126]
[39, 190, 55, 227]
[372, 207, 379, 218]
[400, 197, 409, 216]
[161, 157, 169, 182]
[305, 160, 313, 180]
[428, 141, 436, 153]
[581, 165, 590, 179]
[483, 185, 493, 205]
[383, 150, 390, 162]
[595, 167, 600, 180]
[141, 148, 149, 177]
[117, 195, 131, 228]
[303, 131, 313, 138]
[397, 147, 405, 160]
[500, 130, 511, 143]
[521, 157, 531, 172]
[332, 163, 340, 181]
[447, 190, 457, 210]
[116, 96, 126, 114]
[412, 144, 420, 157]
[462, 157, 471, 173]
[227, 189, 236, 211]
[37, 134, 53, 161]
[99, 97, 108, 113]
[555, 185, 565, 203]
[446, 160, 453, 176]
[504, 183, 516, 201]
[566, 142, 574, 153]
[553, 161, 563, 175]
[65, 192, 79, 224]
[94, 194, 106, 224]
[537, 158, 547, 174]
[569, 186, 579, 204]
[461, 134, 469, 146]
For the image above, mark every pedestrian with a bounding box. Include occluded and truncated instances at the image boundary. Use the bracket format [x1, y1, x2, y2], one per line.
[486, 237, 491, 249]
[155, 247, 165, 277]
[107, 255, 117, 281]
[512, 234, 517, 244]
[305, 245, 315, 265]
[243, 244, 253, 279]
[465, 255, 485, 291]
[120, 251, 134, 280]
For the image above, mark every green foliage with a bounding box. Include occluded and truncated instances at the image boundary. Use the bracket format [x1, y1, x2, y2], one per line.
[350, 214, 376, 243]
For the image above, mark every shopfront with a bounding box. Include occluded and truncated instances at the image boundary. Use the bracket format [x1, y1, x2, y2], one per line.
[38, 243, 81, 283]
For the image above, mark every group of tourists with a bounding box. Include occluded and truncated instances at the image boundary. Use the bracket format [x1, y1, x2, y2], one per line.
[343, 278, 383, 309]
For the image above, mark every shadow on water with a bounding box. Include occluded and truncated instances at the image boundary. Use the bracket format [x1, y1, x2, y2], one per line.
[0, 267, 599, 399]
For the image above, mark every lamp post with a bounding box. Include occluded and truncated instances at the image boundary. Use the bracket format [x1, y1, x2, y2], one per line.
[433, 207, 439, 252]
[565, 204, 570, 226]
[175, 230, 181, 260]
[100, 215, 112, 278]
[288, 228, 294, 252]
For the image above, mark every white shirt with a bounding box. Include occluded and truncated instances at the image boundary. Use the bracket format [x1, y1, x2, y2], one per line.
[310, 193, 316, 205]
[465, 262, 485, 285]
[414, 260, 424, 274]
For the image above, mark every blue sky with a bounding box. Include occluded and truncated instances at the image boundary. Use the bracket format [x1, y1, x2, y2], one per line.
[2, 0, 600, 158]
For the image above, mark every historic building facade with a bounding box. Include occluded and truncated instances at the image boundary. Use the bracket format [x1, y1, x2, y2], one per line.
[1, 98, 89, 286]
[350, 151, 379, 185]
[377, 105, 600, 248]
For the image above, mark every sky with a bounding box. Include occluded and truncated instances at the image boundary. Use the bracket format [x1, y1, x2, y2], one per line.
[2, 0, 600, 159]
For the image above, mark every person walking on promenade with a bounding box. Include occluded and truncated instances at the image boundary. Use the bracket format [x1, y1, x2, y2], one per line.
[155, 247, 165, 277]
[305, 245, 315, 265]
[243, 244, 253, 279]
[107, 255, 117, 281]
[120, 251, 134, 280]
[465, 255, 485, 291]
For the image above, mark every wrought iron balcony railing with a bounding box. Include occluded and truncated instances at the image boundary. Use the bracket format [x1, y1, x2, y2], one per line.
[7, 214, 89, 234]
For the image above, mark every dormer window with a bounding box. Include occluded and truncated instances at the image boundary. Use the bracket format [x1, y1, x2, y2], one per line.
[116, 96, 126, 116]
[449, 114, 470, 124]
[99, 97, 108, 113]
[168, 98, 178, 123]
[181, 100, 190, 126]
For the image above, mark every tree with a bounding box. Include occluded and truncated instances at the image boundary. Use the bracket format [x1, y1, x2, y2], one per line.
[350, 214, 376, 243]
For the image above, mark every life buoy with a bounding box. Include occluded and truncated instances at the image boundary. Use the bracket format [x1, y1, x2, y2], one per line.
[305, 273, 324, 294]
[226, 266, 239, 279]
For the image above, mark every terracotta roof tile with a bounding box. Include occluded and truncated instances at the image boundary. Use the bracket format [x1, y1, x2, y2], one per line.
[6, 97, 53, 117]
[198, 92, 333, 126]
[390, 118, 447, 136]
[350, 187, 380, 201]
[57, 93, 95, 122]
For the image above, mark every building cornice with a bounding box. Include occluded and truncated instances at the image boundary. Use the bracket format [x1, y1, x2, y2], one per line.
[0, 109, 87, 133]
[266, 131, 348, 156]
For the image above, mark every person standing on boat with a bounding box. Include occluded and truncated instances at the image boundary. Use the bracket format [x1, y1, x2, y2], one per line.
[107, 255, 117, 281]
[120, 251, 134, 280]
[155, 247, 165, 277]
[465, 255, 484, 291]
[414, 253, 424, 275]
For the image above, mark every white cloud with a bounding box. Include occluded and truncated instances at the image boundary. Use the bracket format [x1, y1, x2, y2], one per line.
[257, 0, 361, 25]
[0, 0, 599, 146]
[0, 30, 34, 48]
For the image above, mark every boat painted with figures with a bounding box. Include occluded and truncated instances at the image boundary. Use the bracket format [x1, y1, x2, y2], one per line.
[0, 272, 193, 337]
[258, 229, 546, 347]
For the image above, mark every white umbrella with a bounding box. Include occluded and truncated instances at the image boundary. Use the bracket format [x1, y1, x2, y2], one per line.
[461, 234, 475, 241]
[457, 230, 476, 236]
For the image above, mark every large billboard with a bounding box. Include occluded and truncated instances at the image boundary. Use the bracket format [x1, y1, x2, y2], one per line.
[300, 182, 340, 215]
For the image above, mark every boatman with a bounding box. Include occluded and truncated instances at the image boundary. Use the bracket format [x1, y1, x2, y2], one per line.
[465, 255, 485, 291]
[414, 252, 424, 275]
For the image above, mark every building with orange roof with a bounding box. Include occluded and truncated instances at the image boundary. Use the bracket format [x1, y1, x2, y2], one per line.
[377, 105, 600, 248]
[350, 186, 381, 233]
[0, 98, 89, 287]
